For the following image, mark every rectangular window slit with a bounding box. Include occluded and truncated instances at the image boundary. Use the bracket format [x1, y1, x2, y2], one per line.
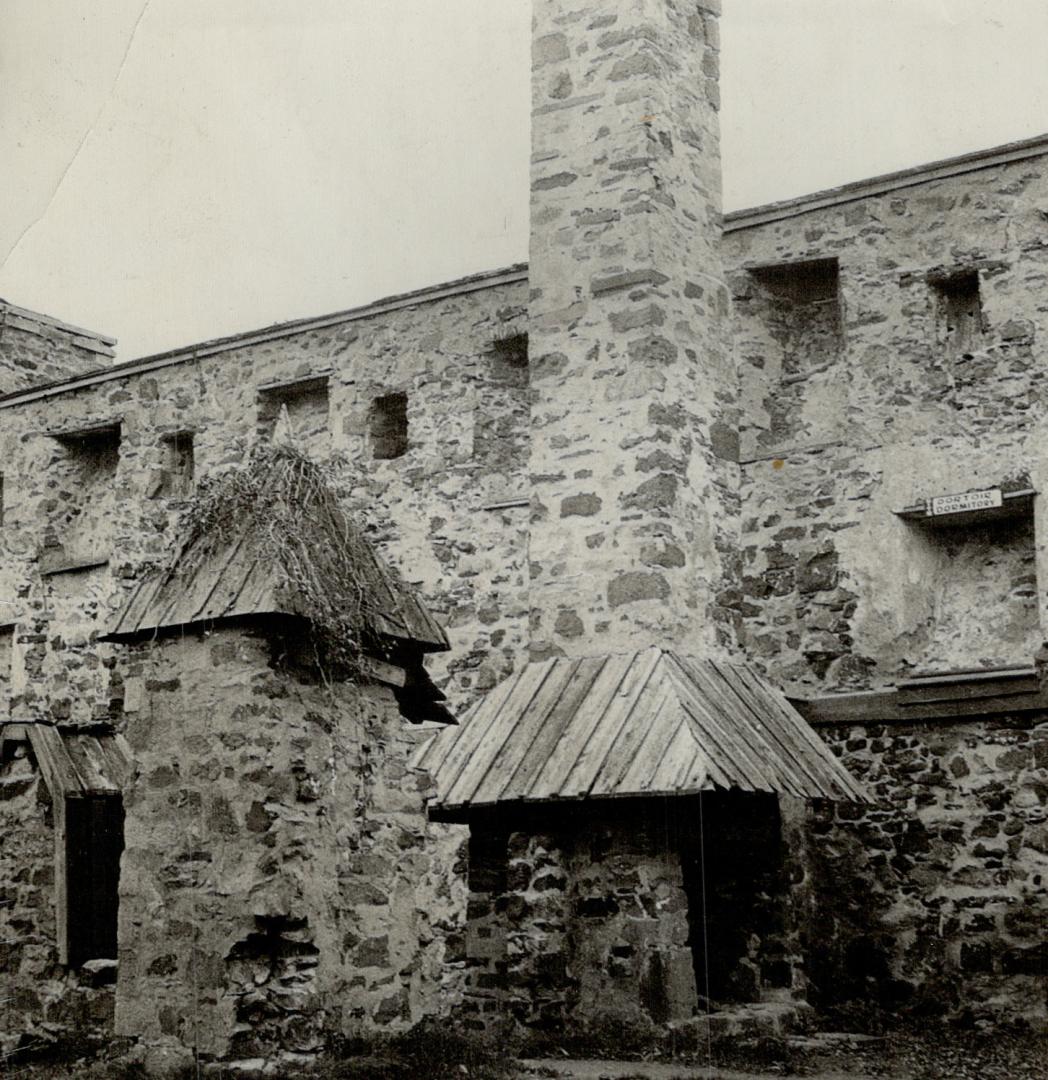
[931, 269, 983, 357]
[369, 392, 408, 460]
[159, 432, 195, 498]
[748, 258, 841, 379]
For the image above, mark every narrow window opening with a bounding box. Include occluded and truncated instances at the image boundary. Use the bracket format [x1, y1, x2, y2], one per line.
[369, 392, 408, 460]
[931, 270, 983, 357]
[159, 432, 195, 498]
[490, 332, 529, 385]
[475, 333, 530, 472]
[0, 473, 5, 526]
[65, 794, 124, 967]
[749, 258, 842, 379]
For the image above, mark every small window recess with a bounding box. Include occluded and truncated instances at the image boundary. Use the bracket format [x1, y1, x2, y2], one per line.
[0, 473, 5, 527]
[43, 422, 121, 565]
[929, 268, 984, 358]
[369, 392, 408, 460]
[48, 421, 122, 465]
[257, 374, 331, 447]
[157, 431, 195, 499]
[748, 258, 841, 380]
[490, 332, 529, 384]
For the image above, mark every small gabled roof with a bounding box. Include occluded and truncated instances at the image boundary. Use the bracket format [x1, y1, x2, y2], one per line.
[414, 647, 869, 821]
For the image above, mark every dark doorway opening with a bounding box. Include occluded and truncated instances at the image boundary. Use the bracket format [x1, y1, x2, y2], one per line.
[678, 791, 790, 1005]
[66, 794, 124, 967]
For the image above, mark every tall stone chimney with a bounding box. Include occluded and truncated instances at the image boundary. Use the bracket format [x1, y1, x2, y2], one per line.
[527, 0, 738, 658]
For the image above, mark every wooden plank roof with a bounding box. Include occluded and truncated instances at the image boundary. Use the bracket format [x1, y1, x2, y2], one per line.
[413, 648, 870, 820]
[104, 517, 448, 652]
[1, 724, 131, 797]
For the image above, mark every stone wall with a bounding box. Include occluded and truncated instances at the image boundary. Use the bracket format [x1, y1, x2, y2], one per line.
[113, 625, 459, 1065]
[725, 151, 1048, 692]
[0, 745, 114, 1059]
[460, 803, 695, 1040]
[527, 0, 739, 660]
[0, 269, 531, 734]
[0, 271, 521, 1064]
[457, 797, 807, 1043]
[0, 301, 113, 396]
[802, 714, 1048, 1028]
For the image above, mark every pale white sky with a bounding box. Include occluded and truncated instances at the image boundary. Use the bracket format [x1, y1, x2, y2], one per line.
[2, 1, 1048, 360]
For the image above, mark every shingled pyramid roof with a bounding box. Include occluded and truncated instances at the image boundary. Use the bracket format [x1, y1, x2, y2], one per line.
[414, 648, 869, 821]
[106, 446, 448, 654]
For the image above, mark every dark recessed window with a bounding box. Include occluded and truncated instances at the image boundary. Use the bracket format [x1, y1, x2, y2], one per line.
[749, 258, 841, 379]
[159, 432, 195, 498]
[45, 423, 121, 554]
[490, 333, 529, 385]
[931, 270, 983, 357]
[52, 424, 121, 476]
[369, 392, 408, 460]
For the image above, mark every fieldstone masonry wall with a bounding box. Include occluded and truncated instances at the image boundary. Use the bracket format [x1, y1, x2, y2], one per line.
[805, 715, 1048, 1027]
[114, 627, 457, 1063]
[0, 301, 113, 396]
[0, 747, 114, 1058]
[528, 0, 739, 659]
[726, 152, 1048, 692]
[5, 15, 1048, 1053]
[0, 274, 524, 1058]
[0, 272, 532, 734]
[459, 804, 698, 1039]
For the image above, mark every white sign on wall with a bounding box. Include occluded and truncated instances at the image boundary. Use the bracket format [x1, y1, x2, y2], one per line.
[928, 488, 1003, 516]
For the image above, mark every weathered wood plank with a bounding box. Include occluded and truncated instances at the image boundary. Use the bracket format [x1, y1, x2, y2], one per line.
[795, 686, 1048, 725]
[669, 656, 781, 794]
[510, 654, 607, 800]
[440, 661, 551, 807]
[470, 657, 581, 806]
[27, 725, 83, 798]
[528, 653, 634, 800]
[715, 662, 833, 799]
[561, 649, 661, 798]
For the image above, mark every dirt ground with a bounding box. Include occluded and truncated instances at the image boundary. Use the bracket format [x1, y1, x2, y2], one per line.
[520, 1028, 1048, 1080]
[6, 1026, 1046, 1079]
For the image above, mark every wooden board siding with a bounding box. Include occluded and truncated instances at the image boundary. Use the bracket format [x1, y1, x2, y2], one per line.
[413, 648, 870, 820]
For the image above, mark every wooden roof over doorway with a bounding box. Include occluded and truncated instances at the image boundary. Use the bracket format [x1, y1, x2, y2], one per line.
[414, 647, 870, 821]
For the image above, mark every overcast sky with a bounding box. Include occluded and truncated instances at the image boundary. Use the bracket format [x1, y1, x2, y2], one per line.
[3, 1, 1048, 361]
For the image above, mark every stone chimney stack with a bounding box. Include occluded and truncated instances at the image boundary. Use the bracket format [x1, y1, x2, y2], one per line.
[527, 0, 738, 658]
